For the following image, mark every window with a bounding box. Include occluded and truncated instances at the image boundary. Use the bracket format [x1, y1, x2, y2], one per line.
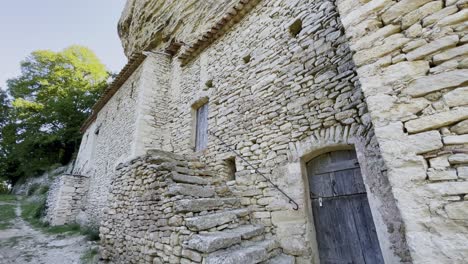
[195, 103, 209, 151]
[225, 157, 237, 181]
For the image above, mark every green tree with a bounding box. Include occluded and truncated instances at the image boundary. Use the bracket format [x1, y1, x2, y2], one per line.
[1, 46, 109, 183]
[0, 89, 12, 180]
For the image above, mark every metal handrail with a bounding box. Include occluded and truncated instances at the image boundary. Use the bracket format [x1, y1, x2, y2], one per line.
[208, 130, 299, 210]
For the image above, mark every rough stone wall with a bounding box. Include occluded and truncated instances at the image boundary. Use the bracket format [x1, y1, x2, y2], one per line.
[150, 0, 410, 262]
[72, 66, 144, 225]
[335, 0, 468, 263]
[84, 0, 468, 262]
[132, 54, 173, 155]
[100, 150, 279, 264]
[45, 174, 89, 226]
[118, 0, 239, 56]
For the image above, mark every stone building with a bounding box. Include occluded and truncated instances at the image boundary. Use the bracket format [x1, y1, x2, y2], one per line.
[46, 0, 468, 263]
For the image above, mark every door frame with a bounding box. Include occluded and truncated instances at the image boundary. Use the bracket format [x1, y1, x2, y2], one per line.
[306, 148, 385, 263]
[297, 143, 399, 264]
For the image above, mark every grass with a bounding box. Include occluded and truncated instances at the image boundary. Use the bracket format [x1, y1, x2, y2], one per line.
[0, 203, 16, 229]
[21, 197, 100, 240]
[21, 197, 81, 235]
[80, 248, 98, 264]
[0, 194, 16, 202]
[21, 196, 47, 229]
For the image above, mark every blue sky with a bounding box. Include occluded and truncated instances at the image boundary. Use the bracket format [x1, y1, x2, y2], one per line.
[0, 0, 127, 89]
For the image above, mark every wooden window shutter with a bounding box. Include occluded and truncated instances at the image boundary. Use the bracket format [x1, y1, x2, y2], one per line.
[195, 103, 209, 151]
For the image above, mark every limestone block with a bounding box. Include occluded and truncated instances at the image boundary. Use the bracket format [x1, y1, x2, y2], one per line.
[351, 24, 401, 51]
[457, 167, 468, 179]
[181, 249, 202, 262]
[354, 34, 410, 66]
[422, 6, 459, 26]
[437, 9, 468, 27]
[252, 211, 270, 219]
[443, 135, 468, 144]
[381, 60, 430, 83]
[444, 202, 468, 219]
[335, 109, 357, 121]
[404, 107, 468, 133]
[382, 0, 432, 24]
[406, 23, 423, 38]
[401, 1, 443, 29]
[341, 0, 391, 27]
[448, 153, 468, 164]
[433, 44, 468, 64]
[174, 198, 239, 213]
[427, 169, 458, 181]
[279, 236, 308, 256]
[443, 87, 468, 107]
[451, 120, 468, 134]
[265, 254, 295, 264]
[445, 0, 459, 5]
[426, 181, 468, 195]
[407, 131, 443, 154]
[460, 57, 468, 68]
[404, 70, 468, 97]
[402, 39, 428, 53]
[406, 35, 459, 61]
[167, 183, 215, 198]
[462, 35, 468, 44]
[429, 156, 450, 169]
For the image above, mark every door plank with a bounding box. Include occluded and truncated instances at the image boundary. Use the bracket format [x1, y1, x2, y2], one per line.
[350, 195, 385, 264]
[309, 172, 334, 197]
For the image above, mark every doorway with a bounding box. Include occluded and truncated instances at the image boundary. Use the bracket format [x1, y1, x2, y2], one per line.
[307, 149, 384, 264]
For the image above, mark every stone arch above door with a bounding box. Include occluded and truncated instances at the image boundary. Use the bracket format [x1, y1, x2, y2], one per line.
[280, 126, 411, 263]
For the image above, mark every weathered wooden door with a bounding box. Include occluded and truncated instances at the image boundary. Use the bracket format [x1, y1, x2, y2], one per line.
[307, 150, 384, 264]
[195, 103, 208, 151]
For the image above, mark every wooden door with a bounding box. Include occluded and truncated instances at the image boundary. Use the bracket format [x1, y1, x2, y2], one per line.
[307, 150, 384, 264]
[195, 103, 208, 151]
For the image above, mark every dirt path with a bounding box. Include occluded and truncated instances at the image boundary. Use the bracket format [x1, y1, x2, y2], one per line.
[0, 202, 90, 264]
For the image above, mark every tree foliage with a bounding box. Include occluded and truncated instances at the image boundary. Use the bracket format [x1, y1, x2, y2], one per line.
[0, 46, 109, 183]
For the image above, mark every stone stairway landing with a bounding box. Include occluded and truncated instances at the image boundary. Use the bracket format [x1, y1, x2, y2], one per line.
[205, 239, 280, 264]
[185, 208, 250, 231]
[157, 151, 295, 264]
[186, 224, 265, 253]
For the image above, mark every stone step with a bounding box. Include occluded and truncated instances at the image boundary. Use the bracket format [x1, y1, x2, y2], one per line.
[186, 225, 265, 253]
[171, 172, 211, 185]
[167, 183, 215, 198]
[261, 254, 295, 264]
[205, 239, 279, 264]
[146, 149, 187, 162]
[174, 198, 240, 213]
[173, 166, 215, 176]
[185, 208, 250, 231]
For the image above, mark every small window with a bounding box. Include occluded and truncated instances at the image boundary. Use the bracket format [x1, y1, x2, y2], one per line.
[225, 157, 237, 181]
[195, 103, 209, 151]
[94, 124, 101, 135]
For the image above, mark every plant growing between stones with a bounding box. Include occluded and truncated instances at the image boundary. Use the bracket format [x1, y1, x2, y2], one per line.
[205, 80, 214, 88]
[289, 19, 302, 37]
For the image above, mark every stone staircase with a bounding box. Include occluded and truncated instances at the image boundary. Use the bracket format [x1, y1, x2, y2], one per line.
[161, 151, 294, 264]
[100, 150, 295, 263]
